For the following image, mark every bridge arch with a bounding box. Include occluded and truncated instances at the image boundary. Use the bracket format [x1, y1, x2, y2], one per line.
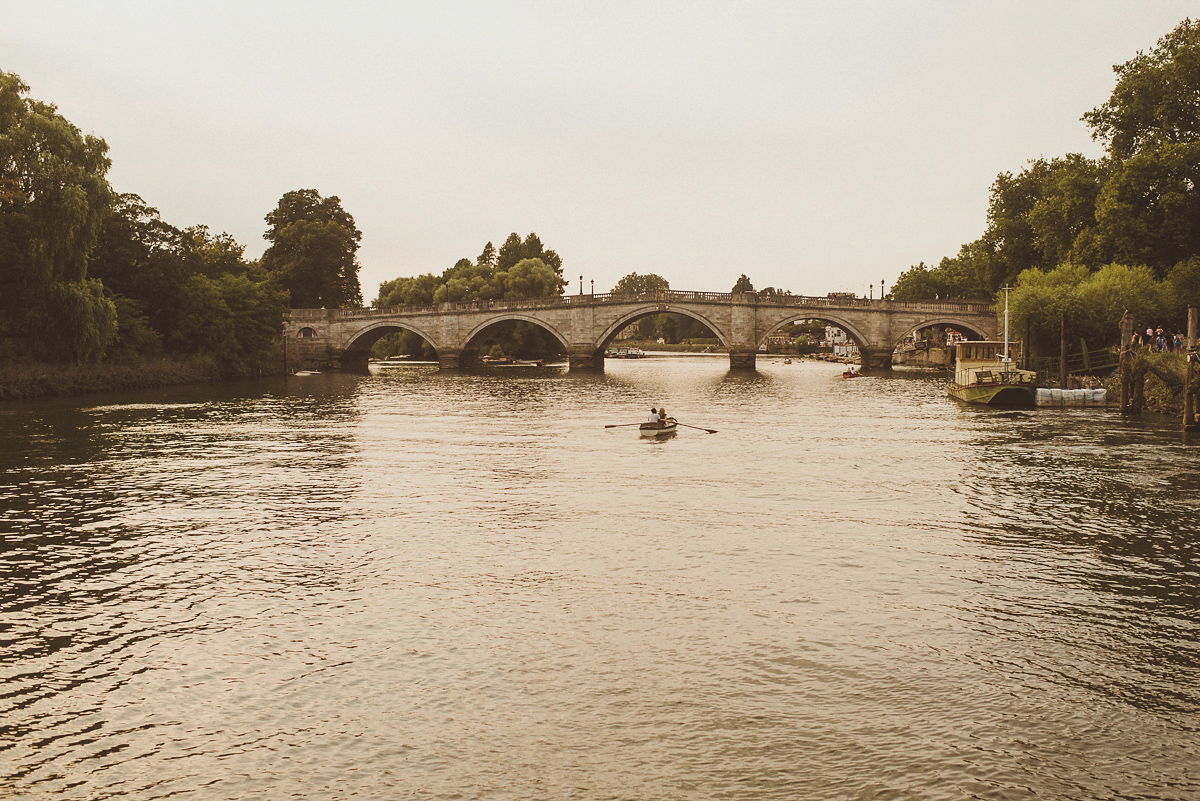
[461, 313, 570, 354]
[458, 316, 571, 366]
[891, 317, 991, 350]
[759, 313, 872, 353]
[596, 305, 729, 350]
[343, 320, 441, 366]
[462, 313, 570, 350]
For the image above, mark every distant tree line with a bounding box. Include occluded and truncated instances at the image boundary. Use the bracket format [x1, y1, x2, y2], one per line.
[889, 18, 1200, 354]
[372, 233, 567, 359]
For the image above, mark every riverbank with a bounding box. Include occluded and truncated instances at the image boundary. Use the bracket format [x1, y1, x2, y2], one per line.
[1102, 351, 1188, 415]
[0, 356, 286, 402]
[614, 341, 726, 353]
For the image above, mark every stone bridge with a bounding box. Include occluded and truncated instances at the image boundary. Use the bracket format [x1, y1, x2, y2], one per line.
[285, 291, 998, 371]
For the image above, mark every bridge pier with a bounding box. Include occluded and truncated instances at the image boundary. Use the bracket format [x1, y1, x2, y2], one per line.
[340, 350, 370, 373]
[859, 348, 894, 371]
[729, 350, 757, 370]
[568, 347, 605, 371]
[438, 350, 463, 370]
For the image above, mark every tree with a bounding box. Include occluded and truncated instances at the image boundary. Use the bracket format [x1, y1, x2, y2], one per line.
[731, 274, 755, 293]
[611, 272, 669, 294]
[374, 233, 567, 357]
[1026, 154, 1109, 269]
[88, 193, 185, 351]
[503, 258, 564, 299]
[477, 241, 496, 269]
[496, 231, 563, 276]
[377, 232, 565, 309]
[1009, 262, 1172, 356]
[1082, 19, 1200, 276]
[889, 262, 944, 300]
[1091, 143, 1200, 276]
[169, 273, 287, 369]
[181, 225, 259, 280]
[1168, 256, 1200, 311]
[893, 20, 1200, 299]
[262, 189, 362, 308]
[1083, 19, 1200, 160]
[0, 71, 116, 361]
[90, 193, 273, 358]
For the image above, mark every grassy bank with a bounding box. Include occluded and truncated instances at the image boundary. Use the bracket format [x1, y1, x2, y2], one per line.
[0, 356, 286, 402]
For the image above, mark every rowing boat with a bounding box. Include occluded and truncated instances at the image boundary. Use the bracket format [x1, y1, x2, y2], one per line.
[639, 417, 678, 436]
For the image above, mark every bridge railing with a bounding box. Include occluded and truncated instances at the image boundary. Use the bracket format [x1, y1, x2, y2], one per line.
[287, 292, 996, 319]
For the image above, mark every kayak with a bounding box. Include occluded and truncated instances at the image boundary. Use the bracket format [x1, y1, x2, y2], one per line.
[640, 417, 678, 436]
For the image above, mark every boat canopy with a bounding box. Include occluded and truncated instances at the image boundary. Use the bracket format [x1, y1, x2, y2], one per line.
[955, 341, 1020, 363]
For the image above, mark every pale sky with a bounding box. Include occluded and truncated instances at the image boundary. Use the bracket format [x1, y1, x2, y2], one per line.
[4, 1, 1195, 300]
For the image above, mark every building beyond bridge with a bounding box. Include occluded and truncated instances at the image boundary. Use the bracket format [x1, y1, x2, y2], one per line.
[286, 291, 998, 372]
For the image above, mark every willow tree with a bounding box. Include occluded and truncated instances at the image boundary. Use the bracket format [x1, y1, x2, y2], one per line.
[0, 71, 116, 362]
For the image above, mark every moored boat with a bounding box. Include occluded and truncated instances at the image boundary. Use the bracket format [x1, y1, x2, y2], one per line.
[947, 288, 1038, 407]
[640, 417, 678, 436]
[947, 340, 1038, 406]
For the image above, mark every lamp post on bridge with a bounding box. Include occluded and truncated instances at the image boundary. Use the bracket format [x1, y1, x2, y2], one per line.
[579, 275, 583, 295]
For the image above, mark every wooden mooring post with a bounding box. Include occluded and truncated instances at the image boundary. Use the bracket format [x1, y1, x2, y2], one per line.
[1119, 311, 1134, 414]
[1059, 312, 1069, 389]
[1185, 306, 1198, 432]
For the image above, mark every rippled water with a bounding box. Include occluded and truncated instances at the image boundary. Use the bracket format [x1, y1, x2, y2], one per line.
[2, 356, 1198, 800]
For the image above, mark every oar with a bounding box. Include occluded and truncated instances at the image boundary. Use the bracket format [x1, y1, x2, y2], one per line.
[604, 422, 645, 428]
[674, 422, 718, 434]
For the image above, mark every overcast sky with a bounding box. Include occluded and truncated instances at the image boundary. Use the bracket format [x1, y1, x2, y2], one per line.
[4, 1, 1196, 299]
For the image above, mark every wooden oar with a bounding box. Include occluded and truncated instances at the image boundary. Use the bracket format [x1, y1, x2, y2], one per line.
[674, 422, 718, 434]
[604, 422, 645, 428]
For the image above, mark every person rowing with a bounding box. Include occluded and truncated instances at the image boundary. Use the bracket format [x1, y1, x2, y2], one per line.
[605, 409, 716, 434]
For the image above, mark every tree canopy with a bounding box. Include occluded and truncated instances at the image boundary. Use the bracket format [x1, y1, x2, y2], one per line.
[0, 70, 116, 361]
[262, 189, 362, 308]
[731, 274, 755, 293]
[1083, 19, 1200, 160]
[373, 233, 567, 359]
[1009, 263, 1174, 356]
[86, 193, 284, 368]
[611, 272, 669, 294]
[376, 232, 565, 308]
[891, 17, 1200, 331]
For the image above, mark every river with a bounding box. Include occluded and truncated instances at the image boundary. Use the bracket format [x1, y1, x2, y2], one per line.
[1, 355, 1198, 800]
